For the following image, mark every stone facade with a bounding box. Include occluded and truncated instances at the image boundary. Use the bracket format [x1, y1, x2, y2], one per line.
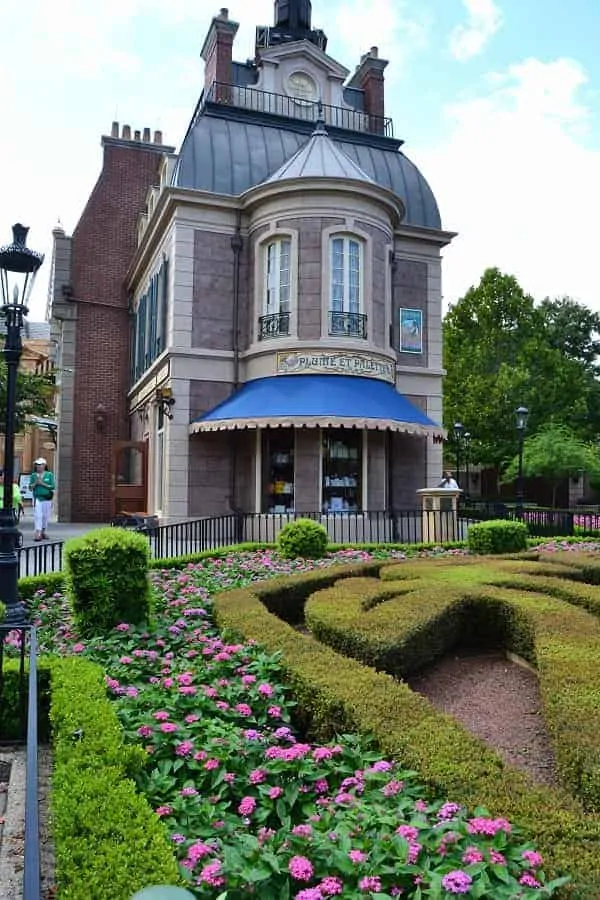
[49, 2, 453, 524]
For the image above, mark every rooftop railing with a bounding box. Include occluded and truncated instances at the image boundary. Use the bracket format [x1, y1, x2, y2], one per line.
[205, 81, 394, 138]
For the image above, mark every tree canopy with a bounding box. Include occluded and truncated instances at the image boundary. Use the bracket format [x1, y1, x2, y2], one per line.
[443, 268, 600, 476]
[0, 361, 56, 434]
[502, 424, 600, 506]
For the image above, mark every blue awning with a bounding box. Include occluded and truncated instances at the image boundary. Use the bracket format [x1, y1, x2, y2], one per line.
[190, 375, 444, 438]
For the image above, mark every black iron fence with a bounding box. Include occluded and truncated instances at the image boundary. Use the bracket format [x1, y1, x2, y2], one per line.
[13, 506, 600, 579]
[0, 625, 40, 899]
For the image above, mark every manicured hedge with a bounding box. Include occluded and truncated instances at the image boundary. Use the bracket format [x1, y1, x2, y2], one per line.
[213, 563, 600, 899]
[469, 519, 529, 554]
[50, 657, 180, 899]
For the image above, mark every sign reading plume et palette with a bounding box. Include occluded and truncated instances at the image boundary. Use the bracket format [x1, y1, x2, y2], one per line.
[276, 350, 395, 383]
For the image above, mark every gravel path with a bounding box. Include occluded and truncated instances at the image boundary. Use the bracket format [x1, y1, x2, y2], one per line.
[408, 652, 559, 787]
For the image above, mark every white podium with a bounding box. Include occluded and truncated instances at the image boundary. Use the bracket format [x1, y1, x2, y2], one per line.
[416, 488, 462, 544]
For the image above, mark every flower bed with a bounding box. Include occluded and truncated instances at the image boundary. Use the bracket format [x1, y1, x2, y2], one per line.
[3, 547, 572, 898]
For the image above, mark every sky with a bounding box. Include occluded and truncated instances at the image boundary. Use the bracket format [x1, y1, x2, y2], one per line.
[0, 0, 599, 321]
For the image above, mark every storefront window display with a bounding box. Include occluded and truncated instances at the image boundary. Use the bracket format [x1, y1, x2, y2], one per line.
[262, 430, 295, 513]
[322, 429, 362, 512]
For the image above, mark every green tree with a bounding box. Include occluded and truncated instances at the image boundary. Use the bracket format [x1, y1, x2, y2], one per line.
[539, 296, 600, 373]
[0, 361, 55, 434]
[443, 269, 600, 486]
[502, 424, 600, 506]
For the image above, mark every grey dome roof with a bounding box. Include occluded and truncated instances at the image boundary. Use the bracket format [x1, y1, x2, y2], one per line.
[264, 119, 375, 185]
[174, 113, 441, 230]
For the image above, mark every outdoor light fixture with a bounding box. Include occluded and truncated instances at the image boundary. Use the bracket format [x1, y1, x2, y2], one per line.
[156, 386, 176, 419]
[515, 405, 529, 518]
[463, 432, 471, 502]
[94, 403, 107, 431]
[0, 224, 44, 626]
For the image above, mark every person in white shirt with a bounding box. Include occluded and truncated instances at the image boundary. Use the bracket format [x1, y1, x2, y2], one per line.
[439, 471, 460, 489]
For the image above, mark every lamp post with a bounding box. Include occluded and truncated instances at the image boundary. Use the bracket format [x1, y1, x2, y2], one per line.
[453, 422, 463, 488]
[464, 432, 471, 502]
[515, 405, 529, 518]
[0, 224, 44, 626]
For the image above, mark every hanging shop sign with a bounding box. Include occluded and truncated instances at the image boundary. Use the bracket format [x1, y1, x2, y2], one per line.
[276, 350, 395, 383]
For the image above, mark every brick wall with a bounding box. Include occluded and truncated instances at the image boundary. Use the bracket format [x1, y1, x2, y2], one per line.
[70, 134, 168, 521]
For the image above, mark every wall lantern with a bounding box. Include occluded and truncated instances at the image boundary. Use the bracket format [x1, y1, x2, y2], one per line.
[156, 386, 176, 420]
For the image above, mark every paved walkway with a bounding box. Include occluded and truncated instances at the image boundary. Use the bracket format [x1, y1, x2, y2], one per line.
[18, 518, 107, 549]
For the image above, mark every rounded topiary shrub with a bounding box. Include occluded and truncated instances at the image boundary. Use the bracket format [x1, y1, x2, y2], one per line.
[64, 527, 151, 638]
[468, 519, 528, 555]
[277, 518, 329, 559]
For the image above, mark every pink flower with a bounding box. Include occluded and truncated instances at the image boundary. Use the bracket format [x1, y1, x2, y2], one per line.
[137, 725, 153, 738]
[292, 824, 312, 838]
[268, 705, 282, 717]
[467, 817, 511, 836]
[438, 802, 461, 820]
[116, 623, 130, 631]
[175, 741, 194, 756]
[522, 850, 543, 868]
[348, 850, 367, 864]
[153, 710, 169, 721]
[197, 860, 224, 887]
[382, 780, 403, 797]
[313, 747, 333, 762]
[180, 787, 198, 797]
[289, 856, 314, 881]
[235, 703, 252, 716]
[238, 796, 257, 816]
[359, 876, 381, 893]
[204, 758, 219, 770]
[249, 768, 266, 784]
[320, 876, 343, 896]
[258, 683, 274, 697]
[489, 850, 506, 865]
[314, 779, 329, 794]
[72, 642, 85, 653]
[441, 871, 472, 894]
[396, 825, 419, 841]
[520, 873, 541, 888]
[462, 847, 484, 865]
[185, 714, 200, 724]
[159, 722, 177, 733]
[119, 656, 133, 664]
[155, 805, 172, 817]
[408, 842, 421, 864]
[368, 760, 392, 772]
[295, 891, 322, 900]
[269, 786, 283, 799]
[187, 842, 213, 862]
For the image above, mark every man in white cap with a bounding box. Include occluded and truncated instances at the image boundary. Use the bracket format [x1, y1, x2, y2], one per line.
[29, 458, 55, 541]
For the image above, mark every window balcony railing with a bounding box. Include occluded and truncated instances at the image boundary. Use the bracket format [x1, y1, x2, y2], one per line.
[329, 311, 368, 339]
[205, 82, 394, 138]
[259, 312, 290, 340]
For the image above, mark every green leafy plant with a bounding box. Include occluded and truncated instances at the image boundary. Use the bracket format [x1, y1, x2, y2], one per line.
[277, 518, 329, 559]
[468, 520, 528, 554]
[64, 527, 151, 638]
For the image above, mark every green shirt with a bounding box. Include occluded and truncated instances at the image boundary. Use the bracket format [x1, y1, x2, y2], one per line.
[29, 470, 55, 500]
[0, 483, 22, 509]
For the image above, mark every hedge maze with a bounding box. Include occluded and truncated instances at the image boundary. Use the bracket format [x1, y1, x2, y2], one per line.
[214, 552, 600, 898]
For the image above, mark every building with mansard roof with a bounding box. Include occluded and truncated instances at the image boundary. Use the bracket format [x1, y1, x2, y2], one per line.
[48, 0, 455, 528]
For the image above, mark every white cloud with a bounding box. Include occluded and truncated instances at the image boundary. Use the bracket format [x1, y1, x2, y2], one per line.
[449, 0, 502, 61]
[414, 57, 600, 312]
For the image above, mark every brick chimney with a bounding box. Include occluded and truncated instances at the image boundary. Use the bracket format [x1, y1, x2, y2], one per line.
[348, 46, 389, 133]
[201, 8, 240, 100]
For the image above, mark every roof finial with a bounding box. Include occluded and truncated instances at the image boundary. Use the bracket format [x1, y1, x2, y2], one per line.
[313, 99, 327, 136]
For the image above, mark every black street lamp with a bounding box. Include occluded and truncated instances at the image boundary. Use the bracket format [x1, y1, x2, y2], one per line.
[453, 422, 463, 487]
[515, 405, 529, 518]
[464, 432, 471, 501]
[0, 224, 44, 626]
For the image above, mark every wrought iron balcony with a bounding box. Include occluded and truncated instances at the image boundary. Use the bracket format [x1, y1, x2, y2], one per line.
[329, 311, 367, 339]
[259, 312, 290, 340]
[205, 82, 394, 138]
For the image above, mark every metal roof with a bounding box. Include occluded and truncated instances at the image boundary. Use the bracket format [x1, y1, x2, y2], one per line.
[264, 119, 375, 184]
[173, 113, 441, 230]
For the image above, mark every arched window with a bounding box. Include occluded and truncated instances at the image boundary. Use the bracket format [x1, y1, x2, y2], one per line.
[260, 238, 291, 340]
[329, 236, 366, 338]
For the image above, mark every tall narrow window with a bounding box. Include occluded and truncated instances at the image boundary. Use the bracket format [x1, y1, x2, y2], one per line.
[329, 236, 366, 338]
[260, 239, 291, 339]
